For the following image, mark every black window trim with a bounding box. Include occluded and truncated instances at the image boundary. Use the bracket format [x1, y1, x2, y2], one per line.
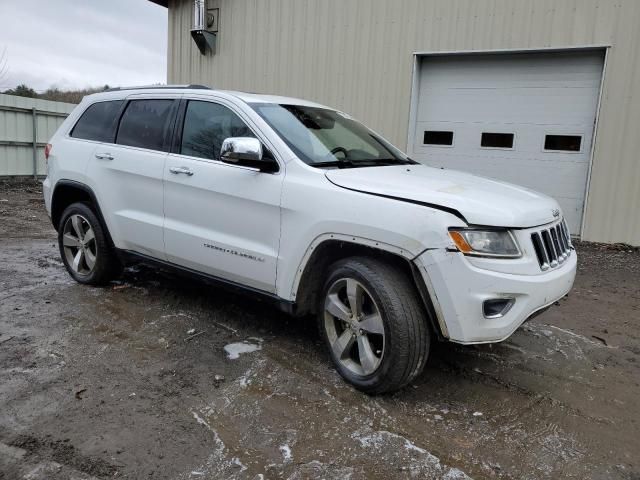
[113, 97, 180, 153]
[543, 133, 584, 153]
[480, 131, 516, 150]
[68, 99, 127, 144]
[171, 97, 280, 173]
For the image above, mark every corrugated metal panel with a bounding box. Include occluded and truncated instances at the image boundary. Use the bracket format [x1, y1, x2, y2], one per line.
[0, 94, 75, 176]
[167, 0, 640, 245]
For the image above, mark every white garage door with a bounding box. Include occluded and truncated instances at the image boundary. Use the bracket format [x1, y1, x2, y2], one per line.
[410, 51, 604, 234]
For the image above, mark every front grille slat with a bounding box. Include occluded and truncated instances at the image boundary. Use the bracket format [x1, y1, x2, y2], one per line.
[551, 228, 564, 263]
[530, 219, 572, 271]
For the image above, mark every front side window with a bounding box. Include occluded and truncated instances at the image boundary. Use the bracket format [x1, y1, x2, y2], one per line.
[250, 103, 413, 168]
[71, 100, 123, 143]
[116, 99, 174, 151]
[180, 101, 255, 160]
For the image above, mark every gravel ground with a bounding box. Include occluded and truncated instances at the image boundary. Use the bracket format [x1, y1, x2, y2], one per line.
[0, 180, 639, 479]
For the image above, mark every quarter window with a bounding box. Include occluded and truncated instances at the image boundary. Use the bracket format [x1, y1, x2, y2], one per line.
[116, 99, 174, 151]
[71, 100, 123, 143]
[423, 130, 454, 146]
[544, 134, 582, 152]
[481, 132, 514, 149]
[180, 101, 255, 160]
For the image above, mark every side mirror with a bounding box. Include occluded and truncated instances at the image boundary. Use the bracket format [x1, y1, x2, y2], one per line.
[220, 137, 262, 162]
[220, 137, 278, 173]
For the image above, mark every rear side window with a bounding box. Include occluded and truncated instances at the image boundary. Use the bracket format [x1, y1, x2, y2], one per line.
[116, 99, 174, 151]
[180, 100, 255, 160]
[71, 100, 123, 142]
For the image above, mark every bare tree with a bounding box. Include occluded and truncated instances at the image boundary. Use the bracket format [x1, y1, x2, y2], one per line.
[0, 47, 9, 86]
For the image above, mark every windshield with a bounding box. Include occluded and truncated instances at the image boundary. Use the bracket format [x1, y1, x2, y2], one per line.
[249, 103, 414, 168]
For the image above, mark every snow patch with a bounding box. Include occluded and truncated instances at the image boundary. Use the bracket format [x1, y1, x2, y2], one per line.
[279, 444, 293, 462]
[224, 338, 263, 359]
[351, 429, 472, 479]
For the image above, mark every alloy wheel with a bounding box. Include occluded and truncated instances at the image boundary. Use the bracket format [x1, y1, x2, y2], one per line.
[62, 214, 97, 276]
[324, 277, 385, 376]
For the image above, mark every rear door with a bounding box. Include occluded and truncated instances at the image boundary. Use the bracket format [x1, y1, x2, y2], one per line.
[163, 98, 283, 293]
[86, 96, 178, 259]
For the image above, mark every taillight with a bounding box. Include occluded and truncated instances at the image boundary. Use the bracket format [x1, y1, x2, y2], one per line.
[44, 143, 52, 162]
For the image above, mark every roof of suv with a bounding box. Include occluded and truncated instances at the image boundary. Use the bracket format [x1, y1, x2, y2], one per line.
[86, 85, 329, 109]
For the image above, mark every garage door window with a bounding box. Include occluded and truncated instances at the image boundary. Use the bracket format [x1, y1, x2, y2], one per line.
[481, 132, 514, 149]
[423, 130, 454, 146]
[544, 134, 582, 152]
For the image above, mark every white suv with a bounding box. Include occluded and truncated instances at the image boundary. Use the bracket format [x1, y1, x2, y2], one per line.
[43, 85, 576, 393]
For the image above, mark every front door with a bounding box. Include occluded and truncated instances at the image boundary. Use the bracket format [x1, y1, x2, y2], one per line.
[163, 99, 283, 293]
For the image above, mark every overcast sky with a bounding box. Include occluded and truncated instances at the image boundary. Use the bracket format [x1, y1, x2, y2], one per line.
[0, 0, 167, 92]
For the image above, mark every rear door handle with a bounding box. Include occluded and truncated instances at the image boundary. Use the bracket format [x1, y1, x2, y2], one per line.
[169, 166, 194, 176]
[95, 152, 114, 160]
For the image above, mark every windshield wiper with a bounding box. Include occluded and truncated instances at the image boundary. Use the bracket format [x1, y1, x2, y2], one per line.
[313, 158, 411, 169]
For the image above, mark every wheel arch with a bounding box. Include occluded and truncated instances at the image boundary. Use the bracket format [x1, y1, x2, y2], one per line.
[51, 180, 115, 249]
[291, 235, 444, 340]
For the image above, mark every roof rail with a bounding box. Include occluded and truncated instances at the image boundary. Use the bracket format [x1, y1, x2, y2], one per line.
[104, 84, 212, 92]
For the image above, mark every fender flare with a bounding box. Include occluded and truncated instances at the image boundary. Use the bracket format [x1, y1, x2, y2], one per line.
[51, 179, 115, 249]
[289, 233, 417, 301]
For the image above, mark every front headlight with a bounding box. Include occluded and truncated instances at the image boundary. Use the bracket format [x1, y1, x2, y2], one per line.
[448, 229, 521, 258]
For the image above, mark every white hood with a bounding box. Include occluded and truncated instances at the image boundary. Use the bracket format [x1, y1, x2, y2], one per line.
[325, 165, 560, 228]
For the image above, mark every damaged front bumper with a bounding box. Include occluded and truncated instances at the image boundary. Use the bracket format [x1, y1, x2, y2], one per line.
[414, 247, 577, 344]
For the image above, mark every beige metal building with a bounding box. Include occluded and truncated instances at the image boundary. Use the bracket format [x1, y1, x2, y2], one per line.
[152, 0, 640, 246]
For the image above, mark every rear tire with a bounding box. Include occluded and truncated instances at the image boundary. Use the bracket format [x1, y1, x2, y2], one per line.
[58, 202, 121, 285]
[319, 256, 430, 394]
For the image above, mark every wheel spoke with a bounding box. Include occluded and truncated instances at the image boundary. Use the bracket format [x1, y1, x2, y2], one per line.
[83, 228, 95, 244]
[84, 249, 96, 270]
[332, 329, 355, 360]
[62, 233, 80, 248]
[71, 215, 84, 241]
[359, 313, 384, 335]
[357, 335, 378, 374]
[325, 293, 351, 322]
[72, 249, 84, 272]
[346, 279, 362, 317]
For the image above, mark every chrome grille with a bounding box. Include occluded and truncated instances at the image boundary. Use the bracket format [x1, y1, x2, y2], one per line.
[531, 220, 572, 271]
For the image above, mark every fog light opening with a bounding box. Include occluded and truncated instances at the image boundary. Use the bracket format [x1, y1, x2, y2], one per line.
[483, 298, 515, 319]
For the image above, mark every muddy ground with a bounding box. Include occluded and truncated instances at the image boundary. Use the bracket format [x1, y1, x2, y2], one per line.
[0, 179, 638, 480]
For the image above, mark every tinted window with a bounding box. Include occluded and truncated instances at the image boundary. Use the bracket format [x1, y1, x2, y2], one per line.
[481, 132, 514, 149]
[71, 100, 123, 142]
[544, 134, 582, 152]
[116, 99, 174, 151]
[180, 101, 255, 160]
[423, 130, 453, 146]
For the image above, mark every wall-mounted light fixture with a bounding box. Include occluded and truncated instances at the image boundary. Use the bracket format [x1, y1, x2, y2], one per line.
[191, 0, 219, 55]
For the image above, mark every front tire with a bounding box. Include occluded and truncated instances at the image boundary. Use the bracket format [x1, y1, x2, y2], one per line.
[58, 202, 120, 285]
[319, 257, 430, 394]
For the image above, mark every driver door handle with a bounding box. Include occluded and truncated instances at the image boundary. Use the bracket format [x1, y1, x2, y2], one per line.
[95, 152, 114, 160]
[169, 166, 194, 176]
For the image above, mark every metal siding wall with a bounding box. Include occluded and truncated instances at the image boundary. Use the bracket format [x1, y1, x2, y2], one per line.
[0, 94, 75, 176]
[167, 0, 640, 245]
